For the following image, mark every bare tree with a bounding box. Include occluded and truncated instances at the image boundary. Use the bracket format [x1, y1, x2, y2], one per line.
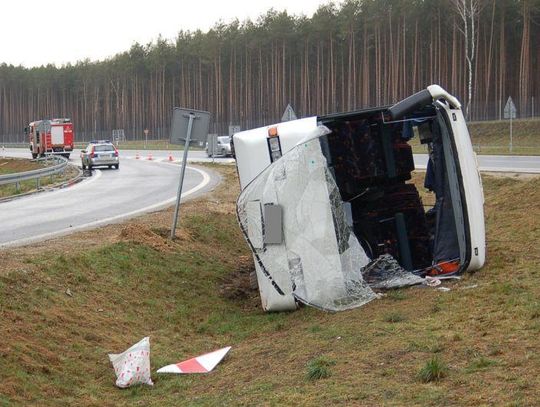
[452, 0, 482, 119]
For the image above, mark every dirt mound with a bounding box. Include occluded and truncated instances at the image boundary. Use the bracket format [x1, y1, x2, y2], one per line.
[219, 255, 258, 301]
[118, 224, 178, 252]
[152, 226, 194, 242]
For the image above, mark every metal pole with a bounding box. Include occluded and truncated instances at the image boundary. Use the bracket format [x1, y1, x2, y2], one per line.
[509, 114, 513, 153]
[170, 113, 195, 240]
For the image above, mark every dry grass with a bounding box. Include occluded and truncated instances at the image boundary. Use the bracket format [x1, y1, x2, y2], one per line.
[0, 158, 80, 198]
[0, 158, 43, 174]
[0, 166, 539, 406]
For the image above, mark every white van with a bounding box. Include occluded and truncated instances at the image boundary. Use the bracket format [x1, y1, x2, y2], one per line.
[233, 85, 485, 312]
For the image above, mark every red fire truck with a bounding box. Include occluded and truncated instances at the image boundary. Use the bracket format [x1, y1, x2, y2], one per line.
[26, 118, 74, 159]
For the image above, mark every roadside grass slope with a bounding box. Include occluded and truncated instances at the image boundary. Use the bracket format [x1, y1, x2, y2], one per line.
[0, 158, 43, 175]
[0, 167, 539, 406]
[0, 158, 79, 199]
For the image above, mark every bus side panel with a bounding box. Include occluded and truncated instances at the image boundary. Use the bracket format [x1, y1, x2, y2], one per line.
[440, 104, 486, 271]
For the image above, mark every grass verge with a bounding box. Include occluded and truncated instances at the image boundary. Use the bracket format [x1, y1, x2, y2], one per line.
[0, 158, 80, 199]
[0, 168, 539, 405]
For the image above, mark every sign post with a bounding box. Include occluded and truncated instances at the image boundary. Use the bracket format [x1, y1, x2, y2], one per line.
[228, 124, 241, 137]
[144, 129, 149, 149]
[207, 134, 218, 163]
[169, 108, 211, 240]
[504, 97, 517, 153]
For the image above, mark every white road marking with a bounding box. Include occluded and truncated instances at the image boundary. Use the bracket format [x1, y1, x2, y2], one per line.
[1, 166, 211, 248]
[477, 166, 540, 173]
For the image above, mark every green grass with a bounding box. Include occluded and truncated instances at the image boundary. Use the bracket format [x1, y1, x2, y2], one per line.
[0, 158, 79, 198]
[383, 311, 406, 323]
[417, 356, 449, 383]
[1, 171, 540, 405]
[306, 357, 336, 381]
[386, 290, 407, 301]
[0, 157, 42, 175]
[466, 356, 498, 372]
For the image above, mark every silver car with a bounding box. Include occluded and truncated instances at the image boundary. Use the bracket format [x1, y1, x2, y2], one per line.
[206, 136, 232, 157]
[81, 141, 120, 170]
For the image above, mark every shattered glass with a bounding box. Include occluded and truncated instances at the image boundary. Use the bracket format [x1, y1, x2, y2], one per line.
[237, 127, 378, 312]
[361, 254, 425, 289]
[236, 125, 433, 311]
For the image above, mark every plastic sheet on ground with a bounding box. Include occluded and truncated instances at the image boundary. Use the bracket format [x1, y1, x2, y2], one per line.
[108, 337, 153, 388]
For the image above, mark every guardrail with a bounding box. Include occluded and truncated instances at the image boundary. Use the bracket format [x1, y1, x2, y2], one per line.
[0, 155, 69, 189]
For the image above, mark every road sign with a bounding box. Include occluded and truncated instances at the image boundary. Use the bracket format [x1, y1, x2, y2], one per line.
[207, 133, 218, 162]
[170, 108, 211, 145]
[144, 129, 149, 148]
[504, 97, 517, 153]
[504, 97, 516, 119]
[228, 124, 241, 137]
[281, 104, 297, 122]
[112, 129, 125, 145]
[170, 108, 211, 239]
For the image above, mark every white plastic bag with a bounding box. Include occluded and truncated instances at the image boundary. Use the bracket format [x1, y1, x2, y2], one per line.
[108, 337, 154, 388]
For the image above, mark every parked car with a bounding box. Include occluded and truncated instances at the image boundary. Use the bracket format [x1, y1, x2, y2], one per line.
[206, 135, 232, 157]
[81, 140, 119, 170]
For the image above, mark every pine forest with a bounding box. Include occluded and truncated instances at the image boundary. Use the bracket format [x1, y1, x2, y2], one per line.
[0, 0, 539, 141]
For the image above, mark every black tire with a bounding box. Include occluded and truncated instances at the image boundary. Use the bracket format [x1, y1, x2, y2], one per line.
[82, 163, 86, 170]
[114, 164, 119, 169]
[88, 165, 93, 171]
[108, 165, 113, 169]
[32, 153, 38, 159]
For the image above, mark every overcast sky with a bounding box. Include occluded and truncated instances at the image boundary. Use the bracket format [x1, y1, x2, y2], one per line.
[1, 0, 332, 68]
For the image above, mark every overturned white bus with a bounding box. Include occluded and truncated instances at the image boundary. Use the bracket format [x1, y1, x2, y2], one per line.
[233, 85, 485, 312]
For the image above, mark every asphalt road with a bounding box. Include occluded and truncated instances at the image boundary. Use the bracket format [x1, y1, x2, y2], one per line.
[0, 148, 223, 247]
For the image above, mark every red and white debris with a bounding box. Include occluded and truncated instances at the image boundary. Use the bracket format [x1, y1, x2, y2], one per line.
[157, 346, 231, 374]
